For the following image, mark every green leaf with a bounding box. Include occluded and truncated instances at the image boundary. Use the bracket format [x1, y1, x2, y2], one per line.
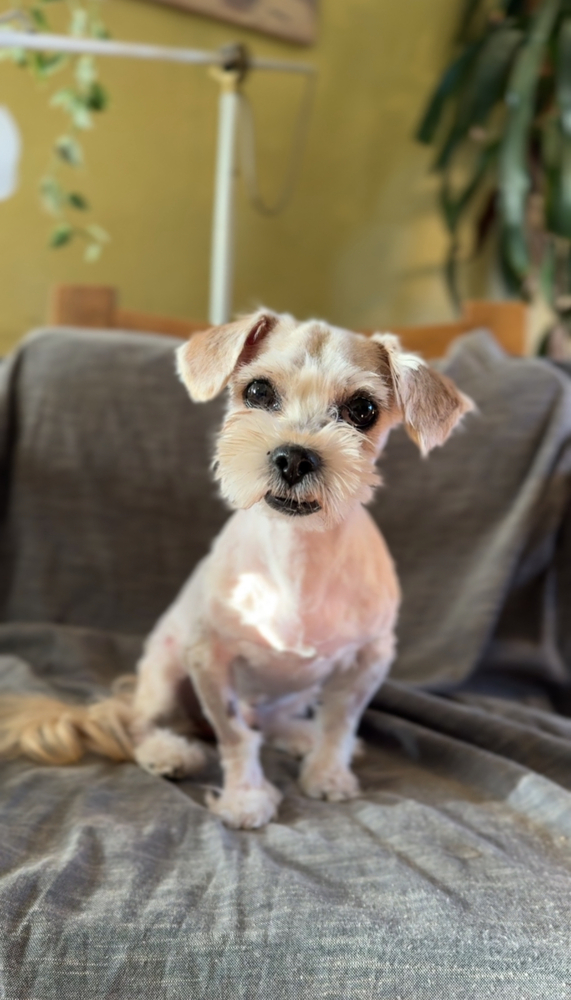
[40, 175, 65, 215]
[499, 224, 530, 294]
[498, 0, 562, 283]
[535, 71, 555, 118]
[43, 53, 67, 75]
[71, 104, 92, 130]
[54, 135, 83, 166]
[457, 0, 483, 42]
[84, 82, 108, 112]
[49, 223, 73, 248]
[68, 192, 89, 210]
[84, 242, 102, 262]
[50, 88, 75, 112]
[30, 51, 67, 80]
[474, 189, 497, 253]
[86, 224, 110, 244]
[74, 54, 97, 89]
[539, 237, 556, 304]
[467, 28, 524, 125]
[546, 129, 571, 238]
[435, 25, 524, 170]
[557, 18, 571, 136]
[440, 143, 498, 308]
[416, 40, 483, 145]
[440, 141, 500, 234]
[502, 0, 527, 15]
[70, 7, 88, 37]
[51, 90, 92, 129]
[444, 238, 462, 312]
[542, 113, 562, 171]
[0, 47, 29, 66]
[30, 6, 49, 30]
[90, 21, 110, 40]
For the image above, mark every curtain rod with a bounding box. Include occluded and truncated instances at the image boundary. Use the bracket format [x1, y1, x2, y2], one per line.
[0, 30, 315, 75]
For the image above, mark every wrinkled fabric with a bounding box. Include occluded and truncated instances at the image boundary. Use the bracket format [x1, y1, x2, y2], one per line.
[0, 327, 570, 1000]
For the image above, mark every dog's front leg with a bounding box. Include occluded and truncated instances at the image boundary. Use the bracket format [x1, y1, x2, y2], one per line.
[299, 635, 395, 802]
[187, 638, 282, 829]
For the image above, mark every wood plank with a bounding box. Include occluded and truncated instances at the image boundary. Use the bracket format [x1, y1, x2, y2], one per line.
[48, 286, 527, 357]
[388, 322, 467, 359]
[462, 300, 527, 356]
[115, 308, 207, 338]
[388, 301, 527, 358]
[49, 285, 117, 329]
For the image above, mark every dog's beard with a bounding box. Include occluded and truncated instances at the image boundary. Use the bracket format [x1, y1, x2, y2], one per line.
[214, 410, 381, 530]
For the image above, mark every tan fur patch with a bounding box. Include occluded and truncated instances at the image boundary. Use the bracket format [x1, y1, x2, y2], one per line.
[305, 325, 330, 359]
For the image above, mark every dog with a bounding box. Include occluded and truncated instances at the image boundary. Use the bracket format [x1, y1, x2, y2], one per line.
[0, 311, 472, 829]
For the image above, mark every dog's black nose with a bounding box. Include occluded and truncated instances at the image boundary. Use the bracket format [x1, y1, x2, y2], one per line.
[271, 444, 321, 487]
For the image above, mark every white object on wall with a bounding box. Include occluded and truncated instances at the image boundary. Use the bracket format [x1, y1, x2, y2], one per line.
[0, 107, 21, 201]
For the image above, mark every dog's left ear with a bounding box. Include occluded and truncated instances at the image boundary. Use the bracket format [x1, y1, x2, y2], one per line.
[176, 310, 278, 402]
[372, 333, 474, 455]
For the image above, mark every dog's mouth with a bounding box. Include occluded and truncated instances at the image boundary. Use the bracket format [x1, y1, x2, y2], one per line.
[264, 493, 321, 517]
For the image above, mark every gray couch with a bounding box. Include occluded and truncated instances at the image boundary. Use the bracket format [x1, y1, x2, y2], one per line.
[0, 326, 570, 999]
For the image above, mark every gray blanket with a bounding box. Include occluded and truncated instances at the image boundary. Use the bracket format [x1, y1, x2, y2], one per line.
[1, 327, 570, 1000]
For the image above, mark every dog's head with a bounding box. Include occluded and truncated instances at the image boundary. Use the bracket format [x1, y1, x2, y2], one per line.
[176, 310, 473, 530]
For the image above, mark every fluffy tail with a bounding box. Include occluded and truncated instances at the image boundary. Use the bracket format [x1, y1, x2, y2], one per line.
[0, 677, 136, 765]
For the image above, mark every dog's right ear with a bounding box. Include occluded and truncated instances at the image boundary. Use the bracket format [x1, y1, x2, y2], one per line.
[372, 332, 474, 455]
[176, 311, 278, 402]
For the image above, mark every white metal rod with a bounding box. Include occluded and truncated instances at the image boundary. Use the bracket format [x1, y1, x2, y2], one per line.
[0, 30, 217, 64]
[209, 86, 240, 326]
[0, 30, 315, 74]
[0, 29, 315, 324]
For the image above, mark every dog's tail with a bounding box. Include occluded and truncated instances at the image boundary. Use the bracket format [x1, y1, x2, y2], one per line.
[0, 677, 136, 765]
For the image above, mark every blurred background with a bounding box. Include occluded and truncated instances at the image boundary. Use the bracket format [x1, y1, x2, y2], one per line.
[0, 0, 473, 354]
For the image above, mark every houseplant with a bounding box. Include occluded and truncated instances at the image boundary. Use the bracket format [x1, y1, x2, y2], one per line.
[0, 0, 109, 259]
[417, 0, 571, 346]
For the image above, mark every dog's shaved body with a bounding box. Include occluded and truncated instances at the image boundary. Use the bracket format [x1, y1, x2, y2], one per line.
[0, 312, 472, 829]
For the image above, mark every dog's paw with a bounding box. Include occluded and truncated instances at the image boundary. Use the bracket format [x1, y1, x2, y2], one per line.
[206, 781, 282, 829]
[134, 728, 207, 778]
[299, 759, 360, 802]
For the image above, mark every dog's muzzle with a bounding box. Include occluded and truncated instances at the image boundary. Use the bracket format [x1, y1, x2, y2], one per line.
[265, 444, 322, 516]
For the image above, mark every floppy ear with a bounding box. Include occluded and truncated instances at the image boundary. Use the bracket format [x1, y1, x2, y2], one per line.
[372, 333, 474, 455]
[176, 310, 278, 402]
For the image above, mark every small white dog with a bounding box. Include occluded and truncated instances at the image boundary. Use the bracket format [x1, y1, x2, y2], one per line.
[0, 311, 472, 829]
[130, 310, 472, 828]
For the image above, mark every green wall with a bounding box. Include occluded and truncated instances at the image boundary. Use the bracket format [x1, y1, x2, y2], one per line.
[0, 0, 461, 352]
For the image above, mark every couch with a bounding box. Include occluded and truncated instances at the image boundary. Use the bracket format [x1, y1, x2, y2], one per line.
[0, 326, 570, 999]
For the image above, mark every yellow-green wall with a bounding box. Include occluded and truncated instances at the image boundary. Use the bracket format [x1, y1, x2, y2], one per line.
[0, 0, 462, 353]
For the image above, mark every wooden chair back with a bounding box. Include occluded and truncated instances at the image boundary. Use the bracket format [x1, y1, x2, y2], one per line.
[48, 285, 527, 357]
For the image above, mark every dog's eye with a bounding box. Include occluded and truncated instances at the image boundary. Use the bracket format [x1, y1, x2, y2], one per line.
[340, 395, 378, 430]
[244, 379, 279, 410]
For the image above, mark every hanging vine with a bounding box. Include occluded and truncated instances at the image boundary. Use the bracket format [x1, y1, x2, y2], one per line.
[0, 0, 110, 259]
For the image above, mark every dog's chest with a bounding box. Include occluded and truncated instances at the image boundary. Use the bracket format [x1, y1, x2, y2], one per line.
[212, 575, 380, 697]
[206, 508, 399, 668]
